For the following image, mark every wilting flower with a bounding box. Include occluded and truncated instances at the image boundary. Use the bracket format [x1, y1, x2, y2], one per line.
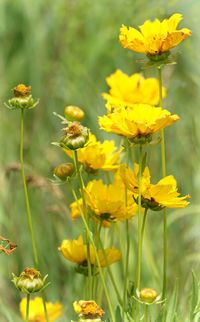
[120, 164, 190, 210]
[20, 296, 63, 321]
[84, 177, 137, 225]
[64, 105, 85, 121]
[65, 134, 121, 172]
[6, 84, 39, 110]
[73, 300, 104, 321]
[58, 235, 121, 271]
[60, 121, 89, 150]
[102, 70, 166, 110]
[99, 104, 179, 144]
[12, 268, 49, 294]
[119, 13, 192, 59]
[0, 236, 17, 255]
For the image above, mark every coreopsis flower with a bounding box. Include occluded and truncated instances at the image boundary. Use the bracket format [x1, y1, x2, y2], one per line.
[60, 121, 89, 150]
[20, 296, 63, 321]
[53, 163, 75, 181]
[64, 105, 85, 121]
[58, 235, 121, 272]
[102, 70, 166, 110]
[6, 84, 39, 110]
[120, 164, 190, 210]
[12, 268, 49, 294]
[84, 178, 137, 225]
[119, 13, 192, 60]
[99, 104, 179, 144]
[73, 300, 104, 321]
[65, 134, 121, 172]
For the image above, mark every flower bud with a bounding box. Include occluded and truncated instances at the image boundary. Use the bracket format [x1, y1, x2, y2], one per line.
[73, 300, 104, 321]
[12, 267, 49, 294]
[60, 122, 89, 150]
[53, 163, 75, 181]
[64, 105, 85, 122]
[139, 288, 158, 303]
[6, 84, 39, 110]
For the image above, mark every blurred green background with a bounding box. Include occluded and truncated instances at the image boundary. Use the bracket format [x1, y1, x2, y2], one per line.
[0, 0, 200, 320]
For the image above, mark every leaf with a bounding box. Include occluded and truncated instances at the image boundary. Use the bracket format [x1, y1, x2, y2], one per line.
[166, 280, 179, 322]
[190, 272, 199, 320]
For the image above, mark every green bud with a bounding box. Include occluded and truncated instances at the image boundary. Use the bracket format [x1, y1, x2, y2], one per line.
[54, 163, 75, 181]
[5, 84, 39, 110]
[12, 267, 49, 294]
[60, 122, 89, 150]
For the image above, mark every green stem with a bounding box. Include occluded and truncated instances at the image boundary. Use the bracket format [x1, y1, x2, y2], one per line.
[123, 219, 130, 317]
[144, 305, 149, 322]
[73, 150, 92, 299]
[158, 66, 168, 300]
[141, 209, 148, 245]
[42, 293, 50, 322]
[72, 189, 116, 322]
[20, 109, 39, 267]
[25, 294, 30, 322]
[136, 144, 143, 291]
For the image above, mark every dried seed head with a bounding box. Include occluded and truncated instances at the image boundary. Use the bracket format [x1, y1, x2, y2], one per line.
[73, 300, 105, 320]
[13, 84, 31, 97]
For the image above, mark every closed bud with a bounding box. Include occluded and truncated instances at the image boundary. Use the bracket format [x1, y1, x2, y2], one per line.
[139, 288, 159, 303]
[12, 267, 49, 294]
[64, 105, 85, 122]
[73, 300, 104, 321]
[60, 122, 89, 150]
[6, 84, 39, 110]
[53, 163, 75, 181]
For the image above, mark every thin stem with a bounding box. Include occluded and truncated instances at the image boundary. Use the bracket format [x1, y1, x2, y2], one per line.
[73, 150, 92, 299]
[136, 144, 143, 291]
[41, 293, 50, 322]
[123, 219, 130, 317]
[20, 109, 39, 267]
[25, 294, 30, 322]
[72, 189, 116, 322]
[141, 209, 148, 245]
[144, 305, 149, 322]
[158, 66, 168, 300]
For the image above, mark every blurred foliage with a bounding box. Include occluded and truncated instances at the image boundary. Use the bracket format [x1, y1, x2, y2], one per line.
[0, 0, 200, 320]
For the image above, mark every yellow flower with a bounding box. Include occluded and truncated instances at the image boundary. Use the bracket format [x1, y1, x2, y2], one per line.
[102, 70, 166, 110]
[70, 198, 83, 220]
[58, 235, 121, 267]
[65, 134, 121, 172]
[99, 104, 179, 143]
[119, 13, 191, 58]
[120, 164, 190, 210]
[20, 297, 62, 322]
[84, 177, 137, 225]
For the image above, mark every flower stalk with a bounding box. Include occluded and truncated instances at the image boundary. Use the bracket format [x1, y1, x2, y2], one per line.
[25, 294, 30, 322]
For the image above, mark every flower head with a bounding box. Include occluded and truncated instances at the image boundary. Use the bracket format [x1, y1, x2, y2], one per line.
[58, 235, 121, 272]
[119, 13, 192, 59]
[53, 163, 75, 181]
[73, 300, 104, 320]
[6, 84, 39, 110]
[102, 70, 166, 110]
[65, 134, 121, 172]
[12, 268, 49, 294]
[84, 177, 137, 225]
[60, 121, 89, 150]
[20, 296, 62, 321]
[99, 104, 179, 143]
[120, 164, 190, 210]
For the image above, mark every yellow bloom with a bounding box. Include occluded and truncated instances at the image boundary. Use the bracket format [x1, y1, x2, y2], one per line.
[20, 297, 62, 322]
[102, 70, 166, 110]
[119, 13, 191, 57]
[70, 198, 83, 220]
[99, 104, 179, 143]
[120, 164, 190, 210]
[65, 134, 121, 172]
[84, 177, 137, 225]
[58, 235, 121, 267]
